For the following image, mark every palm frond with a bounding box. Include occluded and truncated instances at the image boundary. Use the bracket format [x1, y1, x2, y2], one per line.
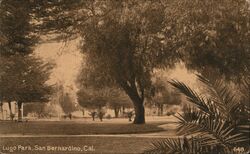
[143, 136, 234, 154]
[175, 110, 248, 147]
[145, 76, 250, 154]
[169, 80, 211, 115]
[196, 74, 241, 121]
[143, 137, 191, 154]
[175, 107, 205, 135]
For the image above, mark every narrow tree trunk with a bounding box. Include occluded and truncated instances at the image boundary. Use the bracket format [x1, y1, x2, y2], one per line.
[0, 101, 3, 120]
[160, 104, 163, 116]
[157, 104, 161, 116]
[82, 109, 84, 117]
[122, 106, 125, 116]
[8, 101, 14, 121]
[157, 104, 164, 116]
[17, 101, 22, 122]
[114, 107, 119, 118]
[69, 113, 72, 120]
[8, 101, 12, 114]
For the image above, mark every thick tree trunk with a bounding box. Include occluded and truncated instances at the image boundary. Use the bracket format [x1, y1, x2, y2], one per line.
[17, 101, 22, 122]
[120, 80, 145, 124]
[133, 101, 145, 124]
[124, 90, 145, 124]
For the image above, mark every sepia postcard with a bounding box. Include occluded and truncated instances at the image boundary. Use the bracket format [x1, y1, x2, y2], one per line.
[0, 0, 249, 154]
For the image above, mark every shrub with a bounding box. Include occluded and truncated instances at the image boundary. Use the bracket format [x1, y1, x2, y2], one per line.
[106, 114, 111, 119]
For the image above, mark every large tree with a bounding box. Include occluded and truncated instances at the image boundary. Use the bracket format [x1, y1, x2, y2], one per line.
[76, 1, 178, 124]
[164, 0, 250, 82]
[77, 88, 108, 110]
[59, 92, 76, 116]
[0, 55, 53, 121]
[0, 0, 54, 121]
[0, 0, 36, 56]
[0, 0, 33, 116]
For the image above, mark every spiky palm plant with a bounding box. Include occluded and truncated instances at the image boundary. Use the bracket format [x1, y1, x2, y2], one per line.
[144, 75, 249, 154]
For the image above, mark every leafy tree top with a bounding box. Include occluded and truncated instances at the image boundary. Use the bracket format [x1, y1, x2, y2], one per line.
[77, 87, 109, 109]
[164, 0, 250, 81]
[0, 0, 37, 56]
[59, 92, 76, 114]
[150, 76, 182, 106]
[0, 54, 53, 102]
[76, 1, 179, 103]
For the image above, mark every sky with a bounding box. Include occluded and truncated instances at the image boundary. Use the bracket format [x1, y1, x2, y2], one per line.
[35, 40, 82, 93]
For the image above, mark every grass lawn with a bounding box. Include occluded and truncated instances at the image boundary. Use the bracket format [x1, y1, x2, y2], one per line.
[0, 136, 167, 154]
[0, 120, 172, 153]
[0, 121, 165, 135]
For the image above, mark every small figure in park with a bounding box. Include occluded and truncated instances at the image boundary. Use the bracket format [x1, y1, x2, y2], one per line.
[98, 111, 105, 122]
[89, 111, 97, 121]
[127, 111, 134, 122]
